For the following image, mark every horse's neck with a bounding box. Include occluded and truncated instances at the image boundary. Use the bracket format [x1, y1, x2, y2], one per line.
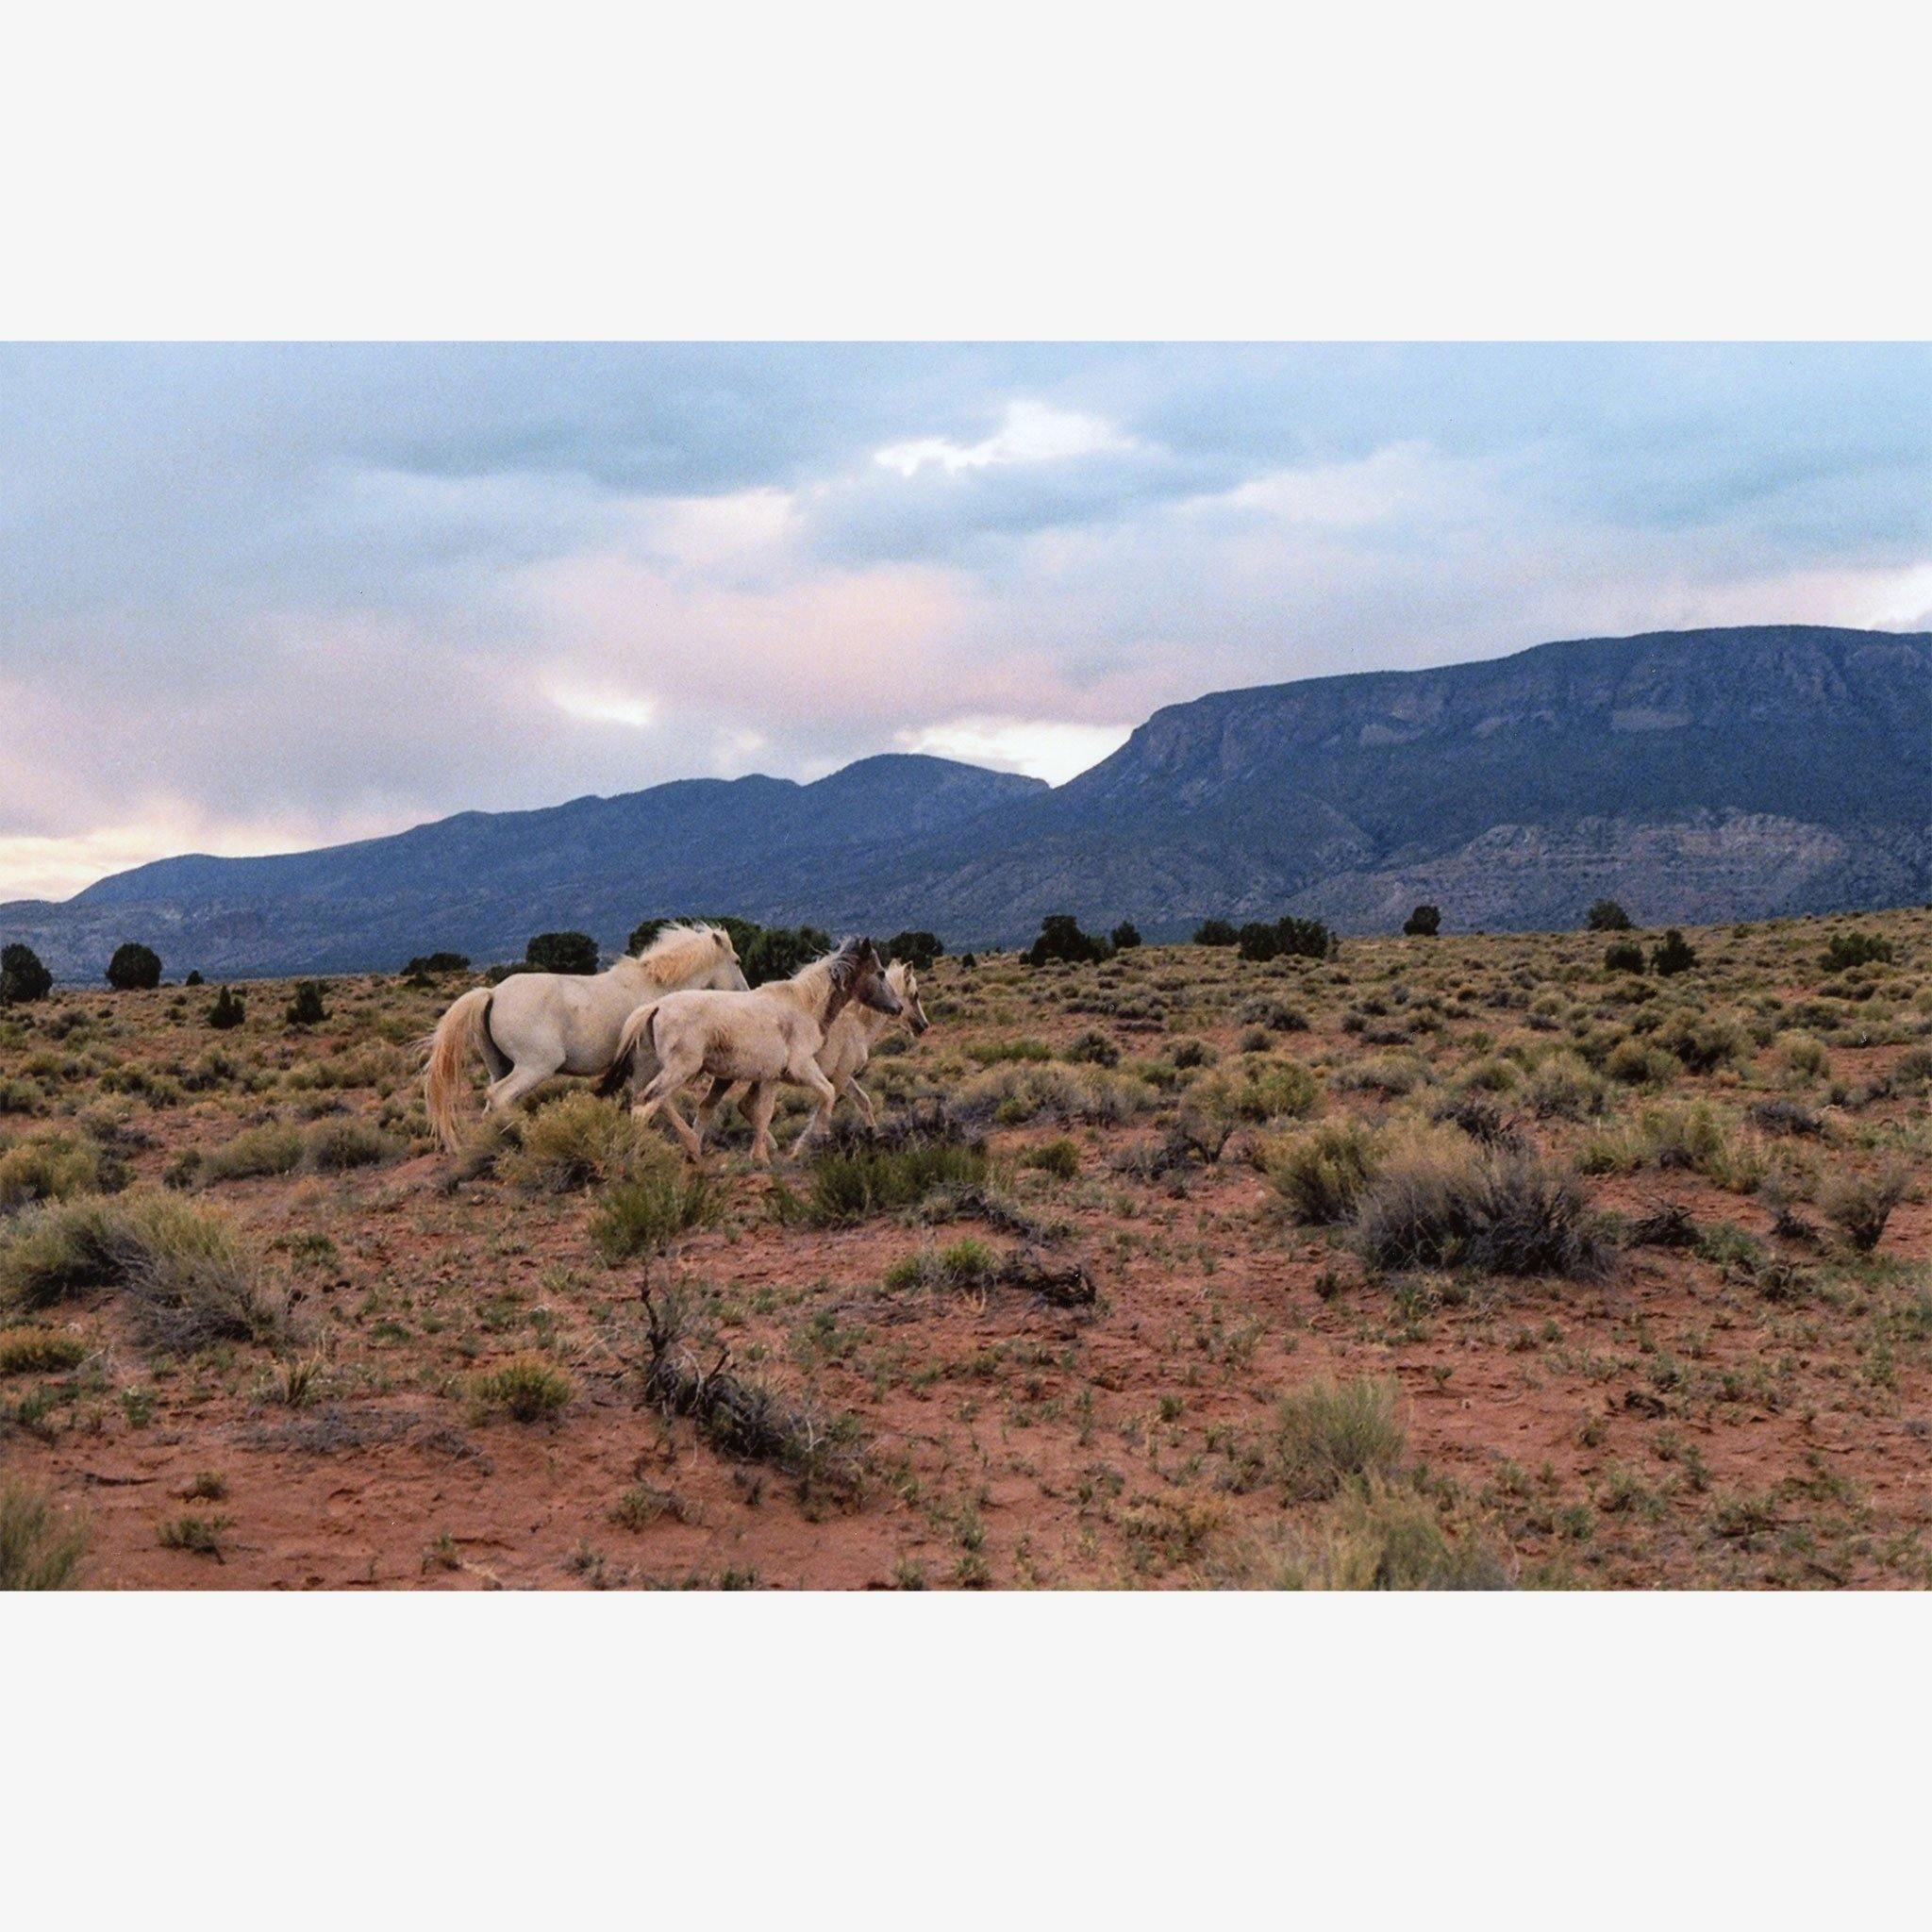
[773, 962, 846, 1030]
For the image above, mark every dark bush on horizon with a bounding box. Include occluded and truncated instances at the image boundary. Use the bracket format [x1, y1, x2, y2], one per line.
[1236, 915, 1336, 964]
[1403, 904, 1441, 937]
[525, 931, 600, 975]
[1587, 898, 1634, 931]
[284, 981, 329, 1027]
[1651, 929, 1697, 976]
[885, 930, 944, 972]
[207, 987, 245, 1031]
[1110, 922, 1141, 950]
[743, 925, 833, 986]
[403, 951, 471, 978]
[626, 915, 762, 959]
[1, 943, 53, 1006]
[1193, 919, 1238, 947]
[1027, 914, 1110, 967]
[1604, 939, 1645, 974]
[1821, 931, 1895, 974]
[106, 942, 162, 991]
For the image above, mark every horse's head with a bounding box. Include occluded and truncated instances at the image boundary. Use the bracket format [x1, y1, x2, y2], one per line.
[705, 927, 750, 991]
[851, 939, 902, 1017]
[886, 960, 929, 1035]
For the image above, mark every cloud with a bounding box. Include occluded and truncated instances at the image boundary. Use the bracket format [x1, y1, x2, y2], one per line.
[897, 716, 1133, 785]
[0, 344, 1927, 900]
[874, 399, 1136, 477]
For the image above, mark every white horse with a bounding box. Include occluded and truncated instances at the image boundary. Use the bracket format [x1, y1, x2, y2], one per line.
[600, 937, 901, 1165]
[689, 959, 930, 1152]
[423, 924, 748, 1150]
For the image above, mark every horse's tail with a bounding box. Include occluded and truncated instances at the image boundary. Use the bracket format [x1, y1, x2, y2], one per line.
[597, 1002, 660, 1099]
[423, 987, 494, 1151]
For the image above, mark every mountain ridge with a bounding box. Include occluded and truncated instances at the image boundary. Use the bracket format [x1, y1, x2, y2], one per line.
[8, 625, 1932, 978]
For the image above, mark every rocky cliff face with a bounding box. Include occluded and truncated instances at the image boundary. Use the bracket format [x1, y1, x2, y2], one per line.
[8, 625, 1932, 979]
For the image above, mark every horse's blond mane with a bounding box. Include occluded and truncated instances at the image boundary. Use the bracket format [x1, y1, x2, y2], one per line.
[629, 922, 728, 988]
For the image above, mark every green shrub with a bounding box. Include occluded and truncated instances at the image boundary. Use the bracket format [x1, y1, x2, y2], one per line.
[1604, 939, 1646, 974]
[1064, 1027, 1120, 1067]
[0, 1483, 88, 1589]
[1821, 931, 1895, 974]
[525, 931, 600, 975]
[1402, 904, 1441, 937]
[105, 942, 161, 991]
[207, 986, 246, 1030]
[470, 1355, 574, 1423]
[1651, 929, 1697, 976]
[1020, 1138, 1081, 1179]
[1193, 919, 1238, 947]
[885, 930, 943, 972]
[590, 1161, 722, 1259]
[743, 924, 833, 986]
[1262, 1120, 1381, 1224]
[284, 980, 329, 1026]
[1273, 1377, 1405, 1500]
[1026, 914, 1109, 967]
[0, 943, 53, 1006]
[401, 952, 471, 977]
[1586, 899, 1633, 932]
[800, 1139, 988, 1224]
[1109, 922, 1141, 951]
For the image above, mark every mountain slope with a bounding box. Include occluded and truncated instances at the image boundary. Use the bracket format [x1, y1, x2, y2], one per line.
[7, 625, 1932, 978]
[833, 625, 1932, 937]
[2, 757, 1045, 979]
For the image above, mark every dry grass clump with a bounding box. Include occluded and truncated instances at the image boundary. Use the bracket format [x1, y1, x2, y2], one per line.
[1276, 1482, 1509, 1591]
[1822, 1167, 1908, 1253]
[1261, 1119, 1381, 1224]
[0, 1191, 290, 1352]
[1352, 1134, 1607, 1278]
[0, 1130, 109, 1212]
[1525, 1051, 1610, 1119]
[498, 1091, 655, 1193]
[1273, 1376, 1406, 1499]
[1190, 1055, 1320, 1121]
[0, 1482, 88, 1589]
[1328, 1052, 1431, 1098]
[299, 1117, 399, 1173]
[955, 1060, 1155, 1126]
[195, 1121, 305, 1182]
[0, 1324, 88, 1376]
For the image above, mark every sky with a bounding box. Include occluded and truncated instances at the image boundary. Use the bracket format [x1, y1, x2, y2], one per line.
[1, 342, 1928, 903]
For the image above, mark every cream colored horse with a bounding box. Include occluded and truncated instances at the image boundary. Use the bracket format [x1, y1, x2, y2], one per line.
[600, 937, 901, 1165]
[423, 924, 748, 1150]
[691, 960, 930, 1152]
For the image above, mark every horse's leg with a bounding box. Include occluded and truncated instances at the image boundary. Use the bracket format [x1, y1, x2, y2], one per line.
[744, 1084, 779, 1167]
[631, 1056, 705, 1160]
[485, 1055, 559, 1116]
[846, 1076, 878, 1131]
[788, 1064, 841, 1159]
[692, 1076, 739, 1153]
